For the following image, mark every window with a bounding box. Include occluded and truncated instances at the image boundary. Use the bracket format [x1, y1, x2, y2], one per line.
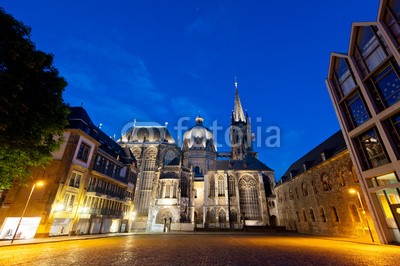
[349, 203, 361, 223]
[77, 142, 91, 162]
[332, 57, 356, 99]
[296, 211, 301, 222]
[319, 207, 326, 222]
[367, 62, 400, 111]
[309, 208, 316, 222]
[181, 177, 188, 197]
[68, 172, 82, 188]
[239, 176, 261, 220]
[302, 209, 307, 222]
[62, 193, 76, 212]
[331, 207, 339, 222]
[385, 112, 400, 157]
[354, 128, 389, 170]
[209, 176, 215, 197]
[354, 26, 388, 76]
[218, 176, 225, 197]
[228, 176, 235, 196]
[289, 188, 294, 200]
[384, 0, 400, 46]
[344, 92, 370, 128]
[367, 173, 399, 188]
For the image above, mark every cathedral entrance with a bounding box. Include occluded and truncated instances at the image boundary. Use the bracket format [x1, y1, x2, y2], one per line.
[156, 209, 173, 233]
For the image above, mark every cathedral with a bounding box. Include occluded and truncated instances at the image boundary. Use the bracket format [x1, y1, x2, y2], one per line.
[118, 82, 275, 232]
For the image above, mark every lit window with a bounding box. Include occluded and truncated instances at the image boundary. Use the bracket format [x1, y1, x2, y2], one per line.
[354, 128, 390, 170]
[68, 172, 82, 188]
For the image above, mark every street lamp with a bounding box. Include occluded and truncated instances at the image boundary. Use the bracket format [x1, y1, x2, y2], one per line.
[349, 188, 374, 243]
[11, 181, 44, 243]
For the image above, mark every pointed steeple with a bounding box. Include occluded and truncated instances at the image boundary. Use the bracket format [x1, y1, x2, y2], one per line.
[233, 77, 246, 123]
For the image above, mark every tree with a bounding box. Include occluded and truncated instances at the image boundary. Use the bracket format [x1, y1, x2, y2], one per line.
[0, 8, 69, 189]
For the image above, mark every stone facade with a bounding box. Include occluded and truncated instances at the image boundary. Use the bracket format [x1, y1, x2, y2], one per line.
[275, 132, 378, 240]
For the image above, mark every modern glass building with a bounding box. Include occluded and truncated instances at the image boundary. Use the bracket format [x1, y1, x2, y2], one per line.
[326, 0, 400, 244]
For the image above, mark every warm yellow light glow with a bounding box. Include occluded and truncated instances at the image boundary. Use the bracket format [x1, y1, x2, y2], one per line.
[349, 188, 357, 194]
[55, 204, 65, 212]
[130, 211, 137, 220]
[36, 181, 44, 187]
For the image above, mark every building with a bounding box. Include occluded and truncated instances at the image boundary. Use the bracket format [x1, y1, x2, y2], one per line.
[0, 107, 138, 240]
[275, 131, 378, 240]
[326, 0, 400, 244]
[118, 82, 276, 232]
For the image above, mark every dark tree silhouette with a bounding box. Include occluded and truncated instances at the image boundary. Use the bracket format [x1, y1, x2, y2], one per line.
[0, 8, 69, 189]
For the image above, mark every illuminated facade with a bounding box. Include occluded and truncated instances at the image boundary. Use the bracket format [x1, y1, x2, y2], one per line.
[326, 0, 400, 244]
[0, 107, 137, 239]
[119, 84, 275, 231]
[275, 131, 378, 240]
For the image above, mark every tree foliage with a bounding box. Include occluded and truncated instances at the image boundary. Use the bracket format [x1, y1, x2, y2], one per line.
[0, 8, 69, 189]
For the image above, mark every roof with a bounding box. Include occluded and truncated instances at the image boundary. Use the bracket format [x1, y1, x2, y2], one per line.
[119, 125, 175, 144]
[279, 130, 347, 183]
[67, 107, 136, 164]
[214, 154, 273, 171]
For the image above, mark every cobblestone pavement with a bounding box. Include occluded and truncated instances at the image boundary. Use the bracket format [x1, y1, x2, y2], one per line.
[1, 233, 399, 265]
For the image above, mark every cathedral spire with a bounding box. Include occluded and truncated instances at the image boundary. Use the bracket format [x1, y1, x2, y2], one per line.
[233, 78, 246, 123]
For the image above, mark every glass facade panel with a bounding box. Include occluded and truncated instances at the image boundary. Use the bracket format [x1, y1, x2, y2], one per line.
[334, 58, 356, 98]
[345, 92, 370, 128]
[386, 112, 400, 156]
[385, 0, 400, 45]
[354, 128, 389, 170]
[355, 26, 388, 76]
[376, 188, 400, 229]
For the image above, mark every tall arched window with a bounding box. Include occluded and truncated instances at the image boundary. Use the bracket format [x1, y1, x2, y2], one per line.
[302, 209, 307, 222]
[164, 150, 176, 166]
[331, 206, 339, 222]
[301, 182, 308, 197]
[309, 208, 316, 222]
[181, 177, 188, 197]
[322, 174, 332, 191]
[206, 209, 216, 223]
[319, 207, 327, 222]
[312, 179, 318, 194]
[349, 203, 361, 222]
[218, 176, 225, 197]
[137, 148, 157, 215]
[209, 175, 215, 197]
[239, 175, 261, 220]
[230, 210, 238, 224]
[228, 176, 235, 196]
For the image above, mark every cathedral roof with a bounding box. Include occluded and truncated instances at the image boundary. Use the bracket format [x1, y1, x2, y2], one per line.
[214, 154, 273, 171]
[279, 130, 347, 183]
[183, 117, 216, 151]
[119, 125, 175, 144]
[233, 80, 246, 123]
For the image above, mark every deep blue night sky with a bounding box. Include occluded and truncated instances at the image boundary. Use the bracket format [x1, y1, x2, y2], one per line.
[2, 0, 379, 180]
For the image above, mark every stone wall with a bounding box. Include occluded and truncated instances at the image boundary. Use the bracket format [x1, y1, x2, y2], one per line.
[275, 151, 378, 239]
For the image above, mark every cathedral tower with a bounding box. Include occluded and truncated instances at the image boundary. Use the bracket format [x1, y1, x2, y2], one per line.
[230, 79, 253, 160]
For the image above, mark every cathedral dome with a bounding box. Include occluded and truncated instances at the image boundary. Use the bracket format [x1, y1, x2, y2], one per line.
[183, 116, 216, 151]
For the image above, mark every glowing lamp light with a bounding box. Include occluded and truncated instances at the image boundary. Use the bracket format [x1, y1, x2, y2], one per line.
[130, 211, 137, 220]
[349, 188, 357, 194]
[36, 181, 45, 187]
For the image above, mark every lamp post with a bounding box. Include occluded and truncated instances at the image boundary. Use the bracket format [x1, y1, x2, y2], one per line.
[11, 181, 44, 243]
[349, 188, 374, 243]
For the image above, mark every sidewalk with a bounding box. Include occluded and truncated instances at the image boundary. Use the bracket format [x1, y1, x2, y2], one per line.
[0, 232, 139, 247]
